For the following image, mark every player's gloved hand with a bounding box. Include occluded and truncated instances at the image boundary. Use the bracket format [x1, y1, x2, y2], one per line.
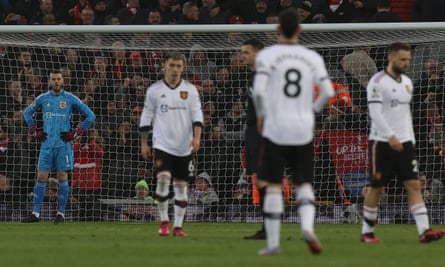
[29, 125, 47, 142]
[60, 128, 85, 142]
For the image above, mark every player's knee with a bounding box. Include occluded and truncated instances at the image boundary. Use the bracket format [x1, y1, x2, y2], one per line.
[155, 172, 171, 199]
[157, 171, 171, 182]
[173, 180, 188, 201]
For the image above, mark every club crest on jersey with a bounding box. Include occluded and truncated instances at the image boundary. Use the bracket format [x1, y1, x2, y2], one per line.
[180, 91, 188, 100]
[405, 85, 412, 94]
[155, 159, 163, 168]
[59, 101, 67, 109]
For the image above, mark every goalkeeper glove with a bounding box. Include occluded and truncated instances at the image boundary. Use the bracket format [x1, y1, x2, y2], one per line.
[29, 125, 47, 142]
[60, 128, 85, 142]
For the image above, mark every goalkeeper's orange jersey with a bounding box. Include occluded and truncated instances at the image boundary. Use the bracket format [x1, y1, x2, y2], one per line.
[314, 82, 352, 108]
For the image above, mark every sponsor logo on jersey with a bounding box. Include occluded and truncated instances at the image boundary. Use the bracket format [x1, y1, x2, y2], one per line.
[180, 91, 188, 99]
[59, 101, 67, 109]
[371, 88, 378, 98]
[161, 104, 168, 113]
[374, 172, 382, 180]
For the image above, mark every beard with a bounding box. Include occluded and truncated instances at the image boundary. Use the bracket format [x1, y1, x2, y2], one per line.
[391, 65, 407, 75]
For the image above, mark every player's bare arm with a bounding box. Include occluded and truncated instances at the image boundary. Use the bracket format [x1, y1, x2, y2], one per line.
[191, 124, 202, 153]
[140, 129, 151, 160]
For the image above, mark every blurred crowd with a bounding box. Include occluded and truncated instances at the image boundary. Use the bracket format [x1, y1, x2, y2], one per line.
[1, 0, 445, 222]
[1, 0, 445, 26]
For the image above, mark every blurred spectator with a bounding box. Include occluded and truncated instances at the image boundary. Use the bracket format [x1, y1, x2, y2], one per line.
[340, 46, 377, 108]
[315, 0, 354, 23]
[350, 0, 377, 22]
[104, 14, 120, 25]
[217, 98, 247, 146]
[0, 173, 12, 202]
[147, 9, 162, 25]
[71, 0, 93, 25]
[201, 79, 218, 103]
[124, 51, 150, 81]
[418, 172, 443, 204]
[30, 0, 55, 24]
[199, 0, 230, 24]
[59, 66, 77, 94]
[263, 13, 279, 43]
[1, 119, 36, 202]
[85, 53, 116, 94]
[413, 0, 445, 22]
[44, 177, 59, 202]
[157, 0, 181, 24]
[297, 0, 314, 23]
[188, 44, 217, 81]
[110, 41, 128, 83]
[178, 1, 201, 24]
[95, 97, 125, 142]
[271, 0, 298, 14]
[0, 80, 26, 119]
[369, 0, 401, 22]
[0, 124, 11, 175]
[390, 0, 413, 22]
[24, 68, 46, 98]
[231, 182, 251, 205]
[189, 172, 219, 205]
[117, 0, 149, 25]
[203, 101, 218, 124]
[247, 0, 271, 24]
[72, 128, 105, 221]
[133, 179, 157, 202]
[62, 48, 85, 92]
[106, 110, 141, 198]
[3, 12, 28, 25]
[80, 7, 95, 25]
[189, 171, 219, 221]
[12, 48, 37, 85]
[41, 13, 57, 25]
[38, 37, 65, 73]
[77, 79, 102, 114]
[92, 0, 108, 25]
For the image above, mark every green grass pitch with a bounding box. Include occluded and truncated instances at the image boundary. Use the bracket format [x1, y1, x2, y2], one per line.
[1, 223, 444, 267]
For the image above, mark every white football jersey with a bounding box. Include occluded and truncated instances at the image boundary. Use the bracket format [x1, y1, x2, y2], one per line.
[367, 70, 415, 143]
[254, 44, 333, 145]
[140, 79, 203, 156]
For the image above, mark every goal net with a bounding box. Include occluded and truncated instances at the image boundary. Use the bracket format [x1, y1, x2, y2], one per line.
[0, 23, 444, 224]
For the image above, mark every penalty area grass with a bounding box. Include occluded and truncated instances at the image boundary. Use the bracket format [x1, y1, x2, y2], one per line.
[0, 223, 444, 267]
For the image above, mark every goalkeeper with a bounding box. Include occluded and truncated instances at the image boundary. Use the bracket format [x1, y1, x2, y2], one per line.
[23, 70, 96, 224]
[240, 38, 266, 240]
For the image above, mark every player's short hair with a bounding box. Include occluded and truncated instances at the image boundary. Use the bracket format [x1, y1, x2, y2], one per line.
[388, 42, 411, 55]
[242, 38, 264, 51]
[279, 8, 300, 39]
[164, 51, 185, 63]
[49, 69, 62, 76]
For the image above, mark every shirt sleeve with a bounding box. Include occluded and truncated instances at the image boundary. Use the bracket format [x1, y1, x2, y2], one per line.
[140, 86, 155, 129]
[253, 51, 270, 118]
[367, 79, 395, 139]
[23, 96, 42, 127]
[189, 85, 203, 125]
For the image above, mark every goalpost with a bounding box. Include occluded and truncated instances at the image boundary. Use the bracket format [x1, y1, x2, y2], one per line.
[0, 23, 444, 223]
